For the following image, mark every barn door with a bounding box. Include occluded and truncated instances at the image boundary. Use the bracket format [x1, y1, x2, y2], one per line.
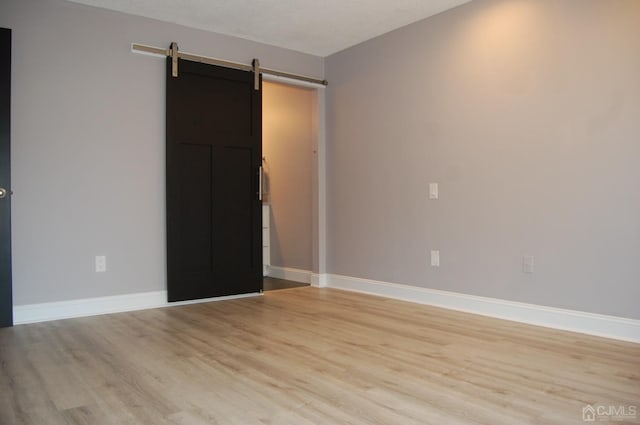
[166, 58, 262, 302]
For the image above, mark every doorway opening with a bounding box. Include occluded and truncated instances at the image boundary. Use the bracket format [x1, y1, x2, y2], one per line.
[261, 79, 322, 291]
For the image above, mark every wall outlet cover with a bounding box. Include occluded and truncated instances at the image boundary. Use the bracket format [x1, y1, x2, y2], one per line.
[95, 255, 107, 272]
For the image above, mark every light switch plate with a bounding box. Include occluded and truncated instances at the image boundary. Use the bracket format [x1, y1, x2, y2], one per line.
[430, 250, 440, 267]
[429, 183, 438, 199]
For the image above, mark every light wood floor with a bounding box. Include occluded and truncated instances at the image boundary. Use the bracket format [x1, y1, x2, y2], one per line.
[1, 287, 638, 425]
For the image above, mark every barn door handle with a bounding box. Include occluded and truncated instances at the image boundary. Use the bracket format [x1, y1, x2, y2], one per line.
[257, 167, 263, 201]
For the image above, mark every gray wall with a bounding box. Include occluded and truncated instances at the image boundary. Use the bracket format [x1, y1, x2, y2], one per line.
[263, 82, 314, 271]
[0, 0, 323, 305]
[3, 0, 639, 320]
[326, 0, 640, 319]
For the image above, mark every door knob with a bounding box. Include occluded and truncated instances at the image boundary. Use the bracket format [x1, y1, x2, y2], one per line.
[0, 188, 9, 199]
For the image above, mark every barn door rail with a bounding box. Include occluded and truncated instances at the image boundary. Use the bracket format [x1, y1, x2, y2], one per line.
[131, 42, 328, 88]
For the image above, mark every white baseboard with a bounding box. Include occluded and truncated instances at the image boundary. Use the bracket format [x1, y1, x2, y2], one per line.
[310, 273, 328, 288]
[15, 274, 639, 343]
[327, 274, 640, 343]
[267, 266, 313, 284]
[13, 291, 262, 325]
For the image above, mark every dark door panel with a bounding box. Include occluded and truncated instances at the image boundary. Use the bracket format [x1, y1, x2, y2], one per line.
[166, 58, 262, 302]
[177, 143, 213, 273]
[0, 28, 12, 327]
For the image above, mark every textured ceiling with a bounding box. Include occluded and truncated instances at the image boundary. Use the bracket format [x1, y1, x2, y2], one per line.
[67, 0, 472, 56]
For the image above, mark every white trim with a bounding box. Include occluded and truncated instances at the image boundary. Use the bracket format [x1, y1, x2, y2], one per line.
[326, 274, 640, 343]
[13, 291, 262, 325]
[315, 88, 327, 282]
[310, 273, 328, 288]
[267, 266, 313, 284]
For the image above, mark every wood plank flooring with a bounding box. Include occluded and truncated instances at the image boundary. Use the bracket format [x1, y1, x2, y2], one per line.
[1, 287, 638, 424]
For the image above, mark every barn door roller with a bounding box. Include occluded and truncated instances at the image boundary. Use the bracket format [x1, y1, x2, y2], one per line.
[170, 42, 179, 77]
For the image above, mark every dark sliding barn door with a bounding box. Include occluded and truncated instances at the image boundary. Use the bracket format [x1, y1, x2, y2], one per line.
[0, 28, 12, 327]
[166, 58, 262, 302]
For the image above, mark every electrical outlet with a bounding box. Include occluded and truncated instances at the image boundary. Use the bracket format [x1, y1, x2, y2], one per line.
[430, 250, 440, 267]
[95, 255, 107, 272]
